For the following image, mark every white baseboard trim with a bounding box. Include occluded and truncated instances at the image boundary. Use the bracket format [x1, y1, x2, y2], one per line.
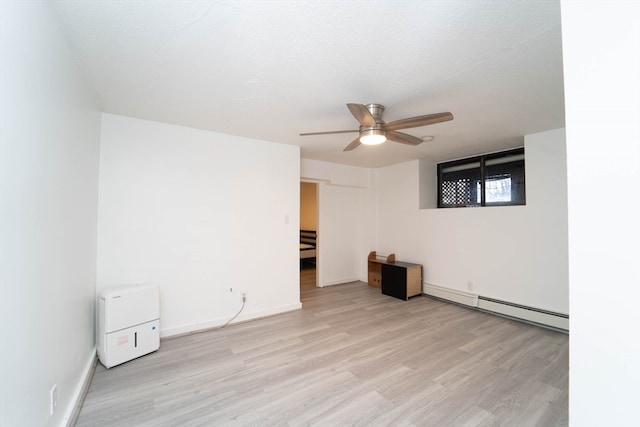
[423, 283, 478, 307]
[160, 302, 303, 338]
[318, 277, 360, 287]
[63, 350, 97, 427]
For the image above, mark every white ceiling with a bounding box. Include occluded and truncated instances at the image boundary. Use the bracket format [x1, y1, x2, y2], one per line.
[51, 0, 565, 168]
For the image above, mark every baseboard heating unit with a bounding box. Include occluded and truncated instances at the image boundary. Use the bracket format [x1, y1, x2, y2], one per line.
[423, 283, 569, 331]
[477, 296, 569, 331]
[423, 283, 478, 307]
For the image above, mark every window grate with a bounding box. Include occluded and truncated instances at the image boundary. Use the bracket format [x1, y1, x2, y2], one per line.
[441, 178, 472, 206]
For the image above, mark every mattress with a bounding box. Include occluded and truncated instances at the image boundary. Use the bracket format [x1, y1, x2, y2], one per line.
[300, 243, 316, 259]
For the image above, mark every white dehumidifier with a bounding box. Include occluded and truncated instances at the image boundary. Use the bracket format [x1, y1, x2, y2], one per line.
[97, 283, 160, 369]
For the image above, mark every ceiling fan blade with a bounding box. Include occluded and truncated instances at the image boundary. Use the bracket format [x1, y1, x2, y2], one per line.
[386, 112, 453, 131]
[386, 130, 424, 146]
[299, 129, 358, 136]
[346, 103, 377, 127]
[343, 136, 362, 152]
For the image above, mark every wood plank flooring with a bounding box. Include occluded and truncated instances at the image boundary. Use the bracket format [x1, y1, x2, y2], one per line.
[76, 267, 568, 426]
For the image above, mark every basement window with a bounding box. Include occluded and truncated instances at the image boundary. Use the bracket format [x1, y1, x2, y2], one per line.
[437, 148, 525, 208]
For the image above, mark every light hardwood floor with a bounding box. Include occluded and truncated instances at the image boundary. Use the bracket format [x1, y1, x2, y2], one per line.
[76, 267, 568, 426]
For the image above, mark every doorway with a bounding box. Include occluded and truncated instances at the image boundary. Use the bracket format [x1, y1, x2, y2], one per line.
[300, 181, 318, 293]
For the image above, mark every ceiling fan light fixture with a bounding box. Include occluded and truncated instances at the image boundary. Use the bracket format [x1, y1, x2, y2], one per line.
[360, 128, 386, 145]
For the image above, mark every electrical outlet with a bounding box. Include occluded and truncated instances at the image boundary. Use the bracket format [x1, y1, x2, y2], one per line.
[50, 384, 57, 415]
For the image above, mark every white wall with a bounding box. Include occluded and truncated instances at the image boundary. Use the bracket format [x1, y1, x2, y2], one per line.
[376, 129, 569, 314]
[0, 2, 101, 426]
[301, 159, 370, 188]
[317, 183, 365, 286]
[301, 159, 376, 286]
[562, 1, 640, 425]
[375, 160, 424, 263]
[97, 114, 301, 337]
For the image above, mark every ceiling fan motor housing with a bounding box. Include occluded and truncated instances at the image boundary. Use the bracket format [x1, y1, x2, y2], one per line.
[364, 103, 385, 123]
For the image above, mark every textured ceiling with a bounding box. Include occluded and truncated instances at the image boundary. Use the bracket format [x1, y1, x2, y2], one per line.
[51, 0, 565, 168]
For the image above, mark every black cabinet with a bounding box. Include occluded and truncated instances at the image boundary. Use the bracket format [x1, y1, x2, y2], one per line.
[381, 262, 422, 301]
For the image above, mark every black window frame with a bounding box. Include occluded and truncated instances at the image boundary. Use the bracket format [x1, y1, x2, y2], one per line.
[437, 147, 526, 208]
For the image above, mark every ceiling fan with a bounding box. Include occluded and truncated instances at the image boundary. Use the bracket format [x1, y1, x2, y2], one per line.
[300, 103, 454, 151]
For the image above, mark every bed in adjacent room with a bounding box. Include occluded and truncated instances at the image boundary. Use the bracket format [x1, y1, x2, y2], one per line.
[300, 229, 316, 265]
